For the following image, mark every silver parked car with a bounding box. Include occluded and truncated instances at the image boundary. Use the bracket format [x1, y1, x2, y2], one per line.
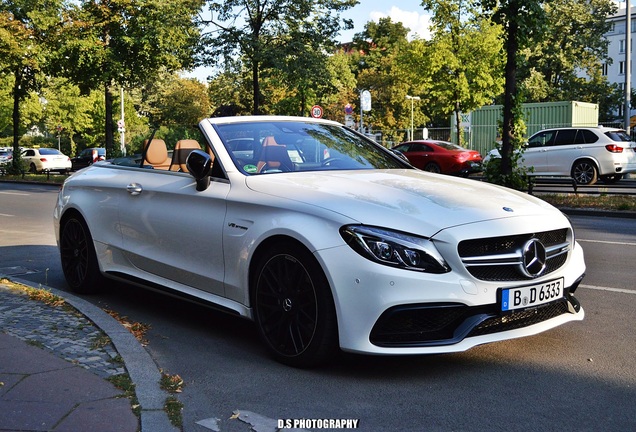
[54, 116, 586, 367]
[485, 126, 636, 184]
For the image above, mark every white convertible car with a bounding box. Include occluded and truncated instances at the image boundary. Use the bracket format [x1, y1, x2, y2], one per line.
[54, 116, 585, 367]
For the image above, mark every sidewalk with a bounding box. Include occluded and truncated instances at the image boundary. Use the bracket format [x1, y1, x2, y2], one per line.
[0, 277, 178, 432]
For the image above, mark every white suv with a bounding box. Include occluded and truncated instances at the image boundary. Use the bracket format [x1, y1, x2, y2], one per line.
[487, 126, 636, 185]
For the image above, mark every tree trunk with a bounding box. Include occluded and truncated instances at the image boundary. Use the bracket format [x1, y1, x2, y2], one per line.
[11, 70, 22, 172]
[500, 15, 518, 180]
[105, 83, 114, 157]
[12, 71, 21, 152]
[252, 62, 260, 115]
[455, 103, 462, 147]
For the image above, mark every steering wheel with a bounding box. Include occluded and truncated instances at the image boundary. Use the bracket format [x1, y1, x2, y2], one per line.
[321, 157, 344, 167]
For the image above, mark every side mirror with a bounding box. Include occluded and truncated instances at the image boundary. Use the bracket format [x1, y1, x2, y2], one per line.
[186, 150, 212, 191]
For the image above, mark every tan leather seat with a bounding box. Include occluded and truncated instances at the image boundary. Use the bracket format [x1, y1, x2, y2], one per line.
[256, 136, 293, 173]
[143, 139, 171, 170]
[170, 139, 201, 172]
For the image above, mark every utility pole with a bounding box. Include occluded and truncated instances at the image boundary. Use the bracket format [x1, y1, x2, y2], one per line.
[406, 95, 420, 141]
[625, 1, 632, 134]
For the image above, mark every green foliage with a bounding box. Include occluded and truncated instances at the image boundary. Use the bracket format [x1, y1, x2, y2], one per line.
[423, 0, 504, 146]
[350, 18, 423, 136]
[517, 0, 618, 114]
[202, 0, 357, 114]
[57, 0, 204, 151]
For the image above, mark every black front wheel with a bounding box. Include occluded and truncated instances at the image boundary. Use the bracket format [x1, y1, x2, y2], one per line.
[252, 241, 338, 368]
[59, 215, 104, 294]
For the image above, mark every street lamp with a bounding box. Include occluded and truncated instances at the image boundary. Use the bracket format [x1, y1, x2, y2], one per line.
[406, 95, 421, 141]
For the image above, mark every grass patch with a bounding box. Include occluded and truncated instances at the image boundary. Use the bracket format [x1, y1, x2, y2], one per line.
[0, 173, 68, 184]
[24, 287, 66, 307]
[164, 396, 184, 428]
[160, 372, 185, 428]
[26, 339, 45, 349]
[108, 374, 141, 416]
[540, 194, 636, 211]
[104, 309, 150, 346]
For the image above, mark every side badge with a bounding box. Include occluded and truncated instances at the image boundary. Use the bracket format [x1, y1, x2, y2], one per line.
[503, 207, 514, 213]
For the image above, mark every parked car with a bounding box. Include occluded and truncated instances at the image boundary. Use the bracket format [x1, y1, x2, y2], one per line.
[21, 148, 71, 173]
[54, 116, 585, 367]
[71, 147, 106, 171]
[484, 126, 636, 185]
[392, 140, 483, 176]
[0, 149, 12, 166]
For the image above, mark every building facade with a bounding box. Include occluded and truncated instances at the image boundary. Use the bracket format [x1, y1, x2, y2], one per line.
[604, 5, 636, 120]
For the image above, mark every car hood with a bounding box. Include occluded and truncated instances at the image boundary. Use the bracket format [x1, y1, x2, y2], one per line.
[244, 169, 560, 236]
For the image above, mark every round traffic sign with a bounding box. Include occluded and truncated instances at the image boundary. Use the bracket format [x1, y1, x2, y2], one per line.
[311, 105, 323, 118]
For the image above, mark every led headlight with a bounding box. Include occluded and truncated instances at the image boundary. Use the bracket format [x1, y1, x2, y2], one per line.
[340, 225, 451, 273]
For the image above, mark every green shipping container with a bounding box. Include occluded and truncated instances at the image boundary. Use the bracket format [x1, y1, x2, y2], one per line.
[452, 101, 599, 156]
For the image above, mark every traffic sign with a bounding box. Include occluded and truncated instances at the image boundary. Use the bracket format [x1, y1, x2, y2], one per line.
[361, 90, 371, 112]
[311, 105, 323, 118]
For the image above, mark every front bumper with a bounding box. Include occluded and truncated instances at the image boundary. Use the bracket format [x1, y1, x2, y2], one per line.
[369, 277, 583, 347]
[316, 221, 586, 355]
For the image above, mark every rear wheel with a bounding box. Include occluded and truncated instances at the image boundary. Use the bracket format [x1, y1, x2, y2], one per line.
[600, 174, 623, 184]
[571, 160, 598, 185]
[29, 163, 37, 173]
[251, 241, 338, 368]
[423, 162, 441, 173]
[59, 215, 103, 294]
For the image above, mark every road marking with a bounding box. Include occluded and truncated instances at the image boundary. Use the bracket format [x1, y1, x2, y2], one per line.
[581, 284, 636, 295]
[578, 239, 636, 247]
[0, 191, 30, 196]
[0, 213, 14, 217]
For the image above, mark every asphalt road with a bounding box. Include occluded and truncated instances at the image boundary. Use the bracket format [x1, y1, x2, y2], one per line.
[1, 181, 635, 432]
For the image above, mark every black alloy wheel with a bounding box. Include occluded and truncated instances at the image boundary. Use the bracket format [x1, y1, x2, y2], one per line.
[60, 216, 103, 294]
[600, 174, 623, 184]
[424, 162, 441, 173]
[571, 160, 598, 185]
[252, 241, 338, 368]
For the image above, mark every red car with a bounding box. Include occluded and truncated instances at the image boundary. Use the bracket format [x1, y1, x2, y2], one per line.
[392, 140, 483, 176]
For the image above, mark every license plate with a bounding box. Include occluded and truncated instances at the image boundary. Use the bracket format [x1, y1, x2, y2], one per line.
[501, 278, 564, 312]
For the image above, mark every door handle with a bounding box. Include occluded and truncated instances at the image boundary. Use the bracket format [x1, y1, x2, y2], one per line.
[126, 183, 143, 196]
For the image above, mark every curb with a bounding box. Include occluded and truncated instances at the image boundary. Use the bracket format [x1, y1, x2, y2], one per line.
[6, 276, 179, 432]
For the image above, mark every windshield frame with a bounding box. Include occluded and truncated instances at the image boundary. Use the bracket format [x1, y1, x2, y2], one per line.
[212, 120, 411, 175]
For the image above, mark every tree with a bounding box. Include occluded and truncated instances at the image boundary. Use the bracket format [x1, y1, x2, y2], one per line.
[351, 18, 423, 142]
[518, 0, 616, 104]
[479, 0, 548, 187]
[142, 74, 211, 127]
[0, 0, 66, 172]
[202, 0, 357, 115]
[58, 0, 204, 156]
[422, 0, 504, 147]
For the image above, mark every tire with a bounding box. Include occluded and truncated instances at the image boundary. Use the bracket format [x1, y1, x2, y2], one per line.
[423, 162, 441, 173]
[59, 215, 104, 294]
[251, 241, 338, 368]
[571, 160, 598, 185]
[29, 163, 37, 173]
[600, 174, 623, 184]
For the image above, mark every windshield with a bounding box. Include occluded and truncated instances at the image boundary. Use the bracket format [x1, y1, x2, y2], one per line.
[214, 121, 408, 174]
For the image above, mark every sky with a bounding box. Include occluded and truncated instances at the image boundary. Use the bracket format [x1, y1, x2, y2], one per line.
[183, 1, 431, 82]
[339, 1, 432, 41]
